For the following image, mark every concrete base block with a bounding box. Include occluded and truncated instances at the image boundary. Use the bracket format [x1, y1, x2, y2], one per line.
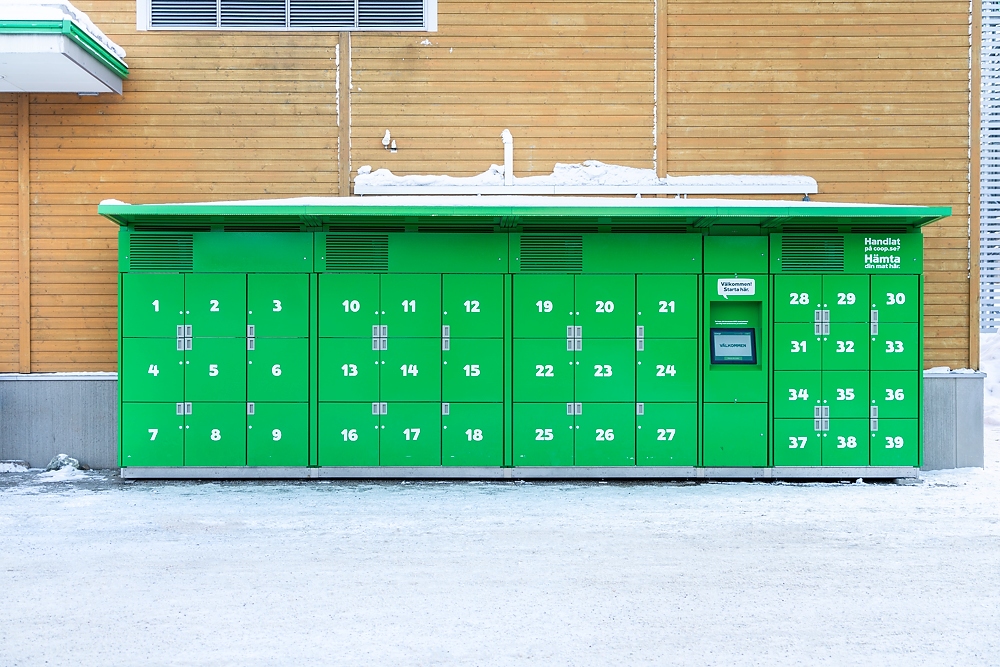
[923, 371, 985, 470]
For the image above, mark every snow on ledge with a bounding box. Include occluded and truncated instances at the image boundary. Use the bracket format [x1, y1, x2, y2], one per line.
[353, 161, 818, 196]
[1, 0, 126, 60]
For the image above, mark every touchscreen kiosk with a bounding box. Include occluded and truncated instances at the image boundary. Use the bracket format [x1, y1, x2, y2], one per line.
[710, 328, 757, 364]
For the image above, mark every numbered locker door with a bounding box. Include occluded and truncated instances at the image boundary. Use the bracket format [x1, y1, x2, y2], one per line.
[575, 275, 635, 339]
[184, 402, 247, 466]
[773, 371, 821, 420]
[821, 324, 869, 371]
[871, 275, 919, 324]
[122, 273, 185, 338]
[772, 419, 821, 466]
[576, 338, 635, 403]
[871, 419, 918, 466]
[380, 274, 441, 338]
[636, 403, 697, 466]
[636, 338, 697, 403]
[513, 402, 574, 466]
[822, 419, 869, 466]
[248, 273, 309, 338]
[822, 275, 870, 324]
[575, 403, 635, 466]
[443, 338, 503, 403]
[248, 403, 308, 466]
[248, 338, 309, 402]
[380, 402, 441, 466]
[821, 371, 869, 420]
[870, 371, 919, 420]
[513, 338, 574, 403]
[636, 274, 698, 338]
[513, 274, 575, 338]
[871, 323, 918, 371]
[121, 403, 184, 466]
[319, 274, 380, 337]
[121, 338, 184, 402]
[185, 274, 246, 338]
[443, 403, 503, 466]
[442, 274, 503, 338]
[773, 323, 821, 370]
[185, 337, 247, 402]
[318, 402, 380, 466]
[773, 275, 822, 323]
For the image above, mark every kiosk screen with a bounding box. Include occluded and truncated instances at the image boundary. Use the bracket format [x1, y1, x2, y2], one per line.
[711, 328, 757, 364]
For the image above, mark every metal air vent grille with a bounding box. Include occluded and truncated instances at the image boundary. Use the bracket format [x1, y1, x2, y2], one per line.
[129, 234, 194, 271]
[325, 234, 389, 272]
[780, 236, 845, 272]
[520, 236, 583, 273]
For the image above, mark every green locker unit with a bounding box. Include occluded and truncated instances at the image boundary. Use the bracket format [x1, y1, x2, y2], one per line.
[102, 198, 947, 479]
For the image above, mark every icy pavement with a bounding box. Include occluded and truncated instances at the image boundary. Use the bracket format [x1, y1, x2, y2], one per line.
[2, 442, 999, 666]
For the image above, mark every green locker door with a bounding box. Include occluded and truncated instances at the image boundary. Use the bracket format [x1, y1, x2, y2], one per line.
[636, 274, 697, 338]
[185, 273, 247, 338]
[381, 338, 441, 402]
[185, 403, 247, 466]
[513, 274, 575, 338]
[871, 275, 919, 323]
[822, 324, 870, 371]
[773, 323, 821, 370]
[636, 338, 697, 403]
[513, 402, 574, 466]
[772, 419, 821, 466]
[380, 274, 441, 338]
[185, 338, 247, 402]
[318, 338, 379, 402]
[319, 274, 380, 337]
[871, 419, 918, 466]
[576, 339, 635, 403]
[575, 274, 635, 338]
[636, 403, 697, 466]
[121, 338, 184, 402]
[442, 403, 503, 466]
[871, 323, 918, 371]
[442, 274, 504, 338]
[318, 402, 379, 466]
[575, 403, 635, 466]
[121, 403, 184, 466]
[512, 338, 575, 402]
[247, 338, 308, 402]
[122, 273, 185, 338]
[247, 403, 308, 466]
[380, 403, 441, 466]
[870, 371, 919, 419]
[442, 338, 503, 403]
[821, 371, 870, 419]
[773, 275, 822, 323]
[248, 273, 309, 338]
[822, 275, 870, 323]
[702, 403, 767, 467]
[773, 371, 821, 419]
[822, 419, 869, 466]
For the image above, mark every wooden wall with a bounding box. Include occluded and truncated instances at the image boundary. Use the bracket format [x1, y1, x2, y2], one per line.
[0, 0, 976, 371]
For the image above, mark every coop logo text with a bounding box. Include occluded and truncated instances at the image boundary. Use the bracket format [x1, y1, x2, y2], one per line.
[864, 237, 902, 270]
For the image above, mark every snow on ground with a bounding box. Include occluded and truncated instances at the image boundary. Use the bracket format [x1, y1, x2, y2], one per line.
[1, 348, 998, 666]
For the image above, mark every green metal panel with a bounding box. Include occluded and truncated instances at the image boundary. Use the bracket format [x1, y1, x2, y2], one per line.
[193, 232, 313, 273]
[576, 339, 635, 403]
[583, 233, 702, 274]
[871, 419, 918, 466]
[703, 278, 769, 403]
[512, 338, 575, 402]
[636, 338, 697, 402]
[773, 324, 821, 371]
[773, 371, 821, 419]
[185, 338, 247, 402]
[318, 338, 379, 402]
[247, 337, 308, 402]
[442, 338, 503, 403]
[380, 338, 441, 402]
[390, 233, 509, 274]
[248, 273, 309, 338]
[513, 403, 574, 466]
[247, 403, 309, 466]
[512, 274, 575, 338]
[575, 274, 635, 338]
[636, 274, 698, 338]
[379, 403, 441, 466]
[309, 273, 319, 466]
[821, 324, 870, 371]
[821, 275, 870, 323]
[442, 403, 503, 466]
[184, 403, 247, 466]
[845, 234, 923, 274]
[503, 273, 513, 466]
[704, 236, 768, 274]
[822, 371, 869, 419]
[870, 371, 919, 419]
[773, 275, 822, 323]
[318, 403, 379, 466]
[636, 403, 697, 466]
[575, 403, 635, 466]
[319, 273, 380, 338]
[380, 273, 441, 338]
[771, 233, 924, 274]
[120, 338, 184, 402]
[702, 403, 768, 467]
[442, 274, 504, 338]
[122, 273, 185, 337]
[822, 419, 869, 466]
[772, 419, 821, 466]
[185, 273, 247, 338]
[871, 274, 919, 323]
[870, 323, 918, 371]
[121, 403, 184, 467]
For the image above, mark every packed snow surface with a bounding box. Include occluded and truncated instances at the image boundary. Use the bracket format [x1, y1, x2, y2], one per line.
[1, 0, 127, 59]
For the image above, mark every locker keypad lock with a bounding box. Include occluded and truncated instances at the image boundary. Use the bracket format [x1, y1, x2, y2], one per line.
[710, 328, 757, 364]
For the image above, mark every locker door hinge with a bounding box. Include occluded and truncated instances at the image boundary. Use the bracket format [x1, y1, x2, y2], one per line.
[636, 402, 644, 416]
[185, 402, 193, 415]
[441, 402, 450, 416]
[247, 402, 255, 415]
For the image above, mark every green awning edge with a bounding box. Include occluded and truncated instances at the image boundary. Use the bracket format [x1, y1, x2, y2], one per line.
[0, 19, 128, 79]
[98, 199, 952, 230]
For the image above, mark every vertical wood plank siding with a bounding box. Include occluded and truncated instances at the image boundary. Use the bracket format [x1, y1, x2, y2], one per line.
[665, 0, 973, 368]
[0, 0, 976, 370]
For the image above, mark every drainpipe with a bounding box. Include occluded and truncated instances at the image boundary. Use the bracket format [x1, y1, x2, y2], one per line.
[501, 129, 513, 186]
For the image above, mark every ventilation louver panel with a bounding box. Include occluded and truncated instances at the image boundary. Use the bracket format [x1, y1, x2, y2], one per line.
[129, 234, 194, 272]
[326, 235, 389, 272]
[780, 236, 845, 272]
[151, 0, 217, 26]
[151, 0, 424, 29]
[291, 0, 354, 26]
[358, 0, 424, 26]
[520, 236, 583, 273]
[221, 0, 286, 26]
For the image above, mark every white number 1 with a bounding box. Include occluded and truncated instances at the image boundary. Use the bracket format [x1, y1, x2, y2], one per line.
[152, 299, 159, 312]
